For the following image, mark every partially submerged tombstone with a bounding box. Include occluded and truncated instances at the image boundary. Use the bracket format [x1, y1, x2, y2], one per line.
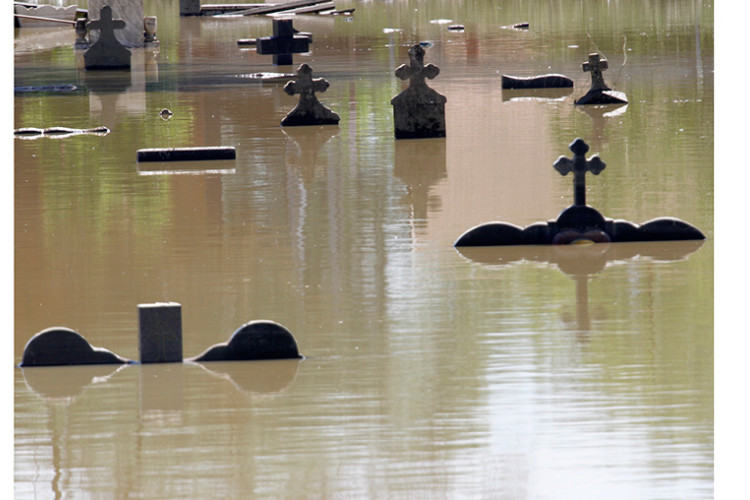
[391, 44, 447, 139]
[501, 73, 573, 89]
[281, 64, 340, 126]
[84, 5, 131, 70]
[19, 303, 302, 367]
[574, 53, 627, 105]
[187, 321, 303, 362]
[454, 138, 704, 246]
[20, 328, 132, 367]
[256, 17, 311, 66]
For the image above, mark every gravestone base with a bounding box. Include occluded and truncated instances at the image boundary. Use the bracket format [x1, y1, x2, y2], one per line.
[575, 89, 628, 105]
[392, 88, 446, 139]
[282, 106, 340, 126]
[501, 74, 574, 89]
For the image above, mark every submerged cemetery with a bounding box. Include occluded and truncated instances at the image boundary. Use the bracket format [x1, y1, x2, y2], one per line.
[14, 0, 713, 498]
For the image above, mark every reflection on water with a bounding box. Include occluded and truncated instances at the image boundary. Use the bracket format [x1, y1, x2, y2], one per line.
[15, 0, 712, 498]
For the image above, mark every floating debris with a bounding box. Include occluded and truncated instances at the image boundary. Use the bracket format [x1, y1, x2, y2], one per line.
[14, 126, 110, 139]
[447, 24, 465, 31]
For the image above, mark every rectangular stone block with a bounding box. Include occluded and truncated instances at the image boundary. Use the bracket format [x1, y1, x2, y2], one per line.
[138, 302, 183, 363]
[180, 0, 202, 16]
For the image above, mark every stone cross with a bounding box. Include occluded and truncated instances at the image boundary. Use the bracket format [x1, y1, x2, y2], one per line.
[84, 5, 131, 69]
[284, 63, 329, 97]
[89, 5, 126, 45]
[281, 64, 340, 126]
[582, 53, 610, 91]
[256, 18, 310, 66]
[395, 44, 440, 88]
[553, 138, 606, 206]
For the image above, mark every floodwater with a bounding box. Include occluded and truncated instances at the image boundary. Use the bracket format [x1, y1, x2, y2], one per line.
[14, 0, 713, 498]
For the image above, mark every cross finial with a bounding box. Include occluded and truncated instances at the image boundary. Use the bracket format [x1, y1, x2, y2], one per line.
[553, 138, 606, 206]
[88, 5, 126, 43]
[581, 53, 610, 91]
[395, 44, 440, 88]
[284, 63, 329, 98]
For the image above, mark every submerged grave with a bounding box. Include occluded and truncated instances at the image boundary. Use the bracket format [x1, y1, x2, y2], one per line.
[575, 53, 628, 105]
[19, 303, 302, 367]
[281, 63, 340, 126]
[256, 17, 311, 66]
[84, 5, 131, 70]
[454, 138, 704, 246]
[391, 44, 446, 139]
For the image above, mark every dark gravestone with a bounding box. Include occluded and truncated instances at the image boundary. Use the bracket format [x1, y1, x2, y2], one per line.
[188, 321, 302, 362]
[501, 74, 574, 89]
[391, 44, 447, 139]
[281, 64, 340, 126]
[256, 18, 310, 66]
[575, 53, 627, 105]
[138, 302, 183, 363]
[84, 6, 131, 70]
[454, 138, 704, 246]
[20, 327, 131, 367]
[137, 146, 236, 162]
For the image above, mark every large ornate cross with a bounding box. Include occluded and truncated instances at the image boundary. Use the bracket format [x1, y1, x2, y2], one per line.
[582, 53, 610, 91]
[395, 44, 440, 88]
[88, 5, 126, 46]
[553, 138, 606, 206]
[284, 63, 329, 98]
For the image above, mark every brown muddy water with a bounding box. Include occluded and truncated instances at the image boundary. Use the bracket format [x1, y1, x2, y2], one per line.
[14, 0, 713, 498]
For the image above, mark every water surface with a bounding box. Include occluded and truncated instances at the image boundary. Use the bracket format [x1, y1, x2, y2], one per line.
[15, 1, 713, 498]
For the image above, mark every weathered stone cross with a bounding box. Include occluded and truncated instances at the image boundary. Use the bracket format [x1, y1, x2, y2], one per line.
[395, 44, 440, 88]
[284, 63, 329, 98]
[553, 138, 606, 206]
[256, 17, 310, 66]
[582, 53, 610, 91]
[88, 5, 126, 47]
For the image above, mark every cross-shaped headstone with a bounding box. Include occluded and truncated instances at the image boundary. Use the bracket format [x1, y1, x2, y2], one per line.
[88, 5, 126, 46]
[256, 18, 310, 66]
[395, 44, 440, 88]
[581, 53, 610, 91]
[553, 138, 606, 206]
[284, 63, 329, 98]
[84, 5, 131, 69]
[281, 63, 340, 126]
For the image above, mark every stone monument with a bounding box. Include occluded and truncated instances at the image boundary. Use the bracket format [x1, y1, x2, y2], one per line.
[188, 321, 302, 362]
[454, 138, 704, 246]
[574, 53, 628, 105]
[281, 64, 340, 126]
[256, 17, 310, 66]
[88, 0, 145, 48]
[84, 5, 131, 70]
[391, 44, 446, 139]
[20, 327, 132, 366]
[138, 302, 183, 363]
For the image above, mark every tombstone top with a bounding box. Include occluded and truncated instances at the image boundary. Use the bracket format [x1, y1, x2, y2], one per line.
[284, 63, 329, 98]
[395, 44, 440, 88]
[256, 17, 310, 65]
[581, 53, 610, 91]
[553, 138, 606, 206]
[88, 5, 126, 43]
